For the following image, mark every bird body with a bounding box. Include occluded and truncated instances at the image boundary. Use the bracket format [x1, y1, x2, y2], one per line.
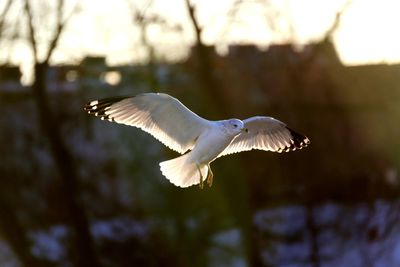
[159, 120, 245, 188]
[85, 93, 310, 188]
[191, 120, 244, 163]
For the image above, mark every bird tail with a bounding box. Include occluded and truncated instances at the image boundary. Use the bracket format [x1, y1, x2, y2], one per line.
[159, 154, 208, 188]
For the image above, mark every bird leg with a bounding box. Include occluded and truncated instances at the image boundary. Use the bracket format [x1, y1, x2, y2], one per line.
[197, 164, 204, 189]
[206, 164, 213, 187]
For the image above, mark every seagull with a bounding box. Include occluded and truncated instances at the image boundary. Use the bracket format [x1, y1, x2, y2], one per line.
[85, 93, 310, 188]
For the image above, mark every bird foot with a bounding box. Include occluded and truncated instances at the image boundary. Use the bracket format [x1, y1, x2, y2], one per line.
[197, 164, 204, 189]
[197, 164, 213, 189]
[206, 165, 213, 187]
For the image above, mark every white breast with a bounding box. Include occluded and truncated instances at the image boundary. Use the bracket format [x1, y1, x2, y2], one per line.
[189, 125, 238, 164]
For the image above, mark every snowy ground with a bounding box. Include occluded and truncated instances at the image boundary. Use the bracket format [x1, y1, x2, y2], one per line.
[1, 200, 399, 267]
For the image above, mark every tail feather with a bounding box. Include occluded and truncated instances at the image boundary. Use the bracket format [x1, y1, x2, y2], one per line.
[159, 154, 208, 188]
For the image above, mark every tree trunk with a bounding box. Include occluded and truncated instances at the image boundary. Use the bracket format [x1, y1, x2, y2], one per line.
[306, 203, 320, 267]
[194, 43, 228, 115]
[184, 0, 228, 116]
[32, 63, 100, 267]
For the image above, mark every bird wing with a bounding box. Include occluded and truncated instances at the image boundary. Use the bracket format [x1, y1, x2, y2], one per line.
[85, 93, 211, 154]
[218, 116, 310, 157]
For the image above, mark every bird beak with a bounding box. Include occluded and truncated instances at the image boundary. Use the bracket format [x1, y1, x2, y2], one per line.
[242, 128, 249, 133]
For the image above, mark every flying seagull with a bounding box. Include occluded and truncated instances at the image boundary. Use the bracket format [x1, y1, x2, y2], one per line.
[85, 93, 310, 188]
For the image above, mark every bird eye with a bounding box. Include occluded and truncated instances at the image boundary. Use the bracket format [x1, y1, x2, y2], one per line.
[233, 124, 238, 128]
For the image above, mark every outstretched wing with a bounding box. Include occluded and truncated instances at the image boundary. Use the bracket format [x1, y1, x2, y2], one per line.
[85, 93, 211, 154]
[218, 116, 310, 157]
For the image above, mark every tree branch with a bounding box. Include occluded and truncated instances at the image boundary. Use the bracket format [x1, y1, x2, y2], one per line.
[184, 0, 202, 44]
[24, 0, 38, 62]
[23, 1, 100, 266]
[25, 0, 78, 64]
[43, 0, 65, 63]
[44, 0, 79, 63]
[0, 0, 12, 41]
[323, 0, 352, 42]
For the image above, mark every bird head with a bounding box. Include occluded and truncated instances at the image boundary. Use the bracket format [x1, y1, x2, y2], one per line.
[225, 119, 248, 135]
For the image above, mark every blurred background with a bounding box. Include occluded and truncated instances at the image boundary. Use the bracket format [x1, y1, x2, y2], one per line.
[1, 0, 400, 266]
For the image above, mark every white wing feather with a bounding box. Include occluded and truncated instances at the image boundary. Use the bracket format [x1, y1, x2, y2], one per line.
[218, 116, 310, 157]
[85, 93, 211, 154]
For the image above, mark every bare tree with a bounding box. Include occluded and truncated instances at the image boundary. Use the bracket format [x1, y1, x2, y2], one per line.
[0, 0, 12, 41]
[127, 0, 157, 63]
[0, 2, 54, 266]
[219, 0, 297, 45]
[126, 0, 183, 90]
[23, 1, 100, 266]
[127, 0, 160, 90]
[324, 0, 352, 43]
[184, 0, 229, 116]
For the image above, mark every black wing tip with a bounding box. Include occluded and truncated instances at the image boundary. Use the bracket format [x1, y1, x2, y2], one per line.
[84, 96, 131, 110]
[84, 96, 132, 121]
[279, 127, 310, 152]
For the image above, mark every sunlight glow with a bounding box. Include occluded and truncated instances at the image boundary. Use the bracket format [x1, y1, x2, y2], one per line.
[65, 0, 400, 66]
[2, 0, 400, 74]
[334, 0, 400, 64]
[102, 71, 122, 86]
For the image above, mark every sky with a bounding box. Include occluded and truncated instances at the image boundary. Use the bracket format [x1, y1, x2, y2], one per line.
[2, 0, 400, 80]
